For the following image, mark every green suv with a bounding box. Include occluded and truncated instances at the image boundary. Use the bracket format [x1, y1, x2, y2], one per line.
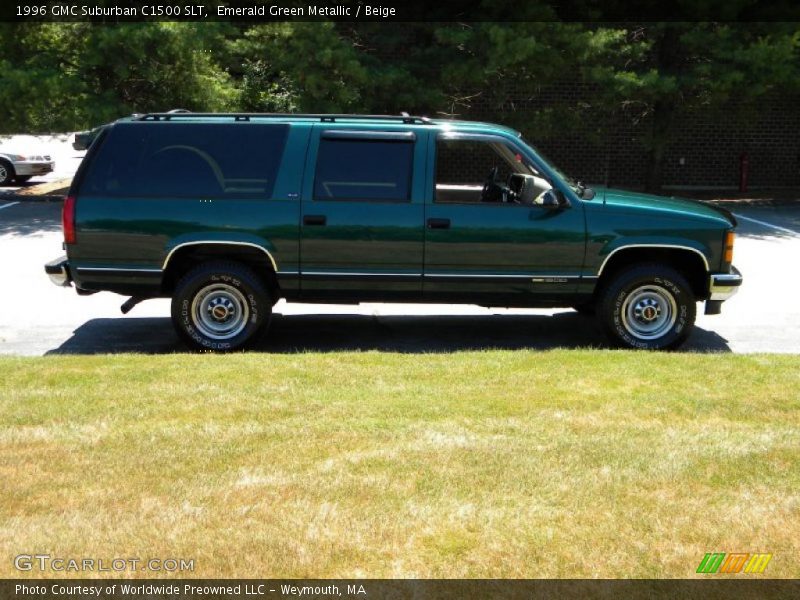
[45, 112, 742, 351]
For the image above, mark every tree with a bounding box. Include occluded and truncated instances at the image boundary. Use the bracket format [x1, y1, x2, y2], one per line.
[228, 22, 368, 113]
[0, 22, 237, 133]
[430, 21, 588, 129]
[227, 22, 449, 114]
[2, 16, 797, 195]
[580, 21, 800, 190]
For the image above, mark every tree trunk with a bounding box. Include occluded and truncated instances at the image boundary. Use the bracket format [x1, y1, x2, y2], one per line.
[645, 25, 680, 194]
[645, 99, 674, 193]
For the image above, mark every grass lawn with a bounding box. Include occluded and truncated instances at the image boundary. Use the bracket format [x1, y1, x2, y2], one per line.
[1, 351, 798, 578]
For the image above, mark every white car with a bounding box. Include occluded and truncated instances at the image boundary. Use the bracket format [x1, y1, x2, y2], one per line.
[0, 151, 55, 185]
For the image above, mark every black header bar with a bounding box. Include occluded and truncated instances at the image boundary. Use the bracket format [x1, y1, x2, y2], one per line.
[4, 1, 800, 23]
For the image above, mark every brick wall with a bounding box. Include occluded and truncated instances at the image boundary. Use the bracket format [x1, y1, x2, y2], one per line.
[661, 95, 800, 189]
[436, 140, 515, 184]
[454, 83, 800, 191]
[359, 25, 800, 191]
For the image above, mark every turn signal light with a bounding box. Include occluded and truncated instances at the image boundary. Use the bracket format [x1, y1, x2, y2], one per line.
[723, 231, 735, 264]
[63, 195, 76, 244]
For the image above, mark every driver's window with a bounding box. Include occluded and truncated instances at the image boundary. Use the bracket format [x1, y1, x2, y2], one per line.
[434, 138, 551, 204]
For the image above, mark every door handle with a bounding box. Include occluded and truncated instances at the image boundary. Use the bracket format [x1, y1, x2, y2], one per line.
[427, 218, 451, 230]
[303, 215, 327, 226]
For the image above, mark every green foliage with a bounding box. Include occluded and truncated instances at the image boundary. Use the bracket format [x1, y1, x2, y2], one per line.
[0, 22, 236, 133]
[238, 59, 299, 113]
[228, 22, 367, 113]
[584, 23, 799, 115]
[578, 22, 800, 187]
[431, 22, 593, 136]
[0, 17, 797, 190]
[229, 23, 449, 115]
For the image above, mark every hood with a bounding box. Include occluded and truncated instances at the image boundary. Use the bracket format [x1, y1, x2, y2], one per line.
[596, 187, 737, 227]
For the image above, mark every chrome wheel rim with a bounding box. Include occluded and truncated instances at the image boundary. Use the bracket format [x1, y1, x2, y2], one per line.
[620, 284, 677, 340]
[191, 283, 249, 340]
[0, 165, 7, 181]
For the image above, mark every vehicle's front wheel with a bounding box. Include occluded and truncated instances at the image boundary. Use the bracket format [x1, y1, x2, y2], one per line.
[0, 160, 15, 186]
[171, 261, 271, 352]
[597, 264, 695, 350]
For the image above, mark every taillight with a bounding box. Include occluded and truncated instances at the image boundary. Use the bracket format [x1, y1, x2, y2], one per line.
[63, 195, 76, 244]
[723, 231, 735, 264]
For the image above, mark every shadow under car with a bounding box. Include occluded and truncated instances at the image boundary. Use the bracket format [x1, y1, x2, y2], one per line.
[45, 311, 733, 355]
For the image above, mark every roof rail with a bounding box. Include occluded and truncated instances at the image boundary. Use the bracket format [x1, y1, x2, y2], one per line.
[135, 112, 433, 125]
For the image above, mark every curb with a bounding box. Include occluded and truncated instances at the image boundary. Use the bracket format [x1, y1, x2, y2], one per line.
[703, 198, 799, 209]
[1, 177, 72, 203]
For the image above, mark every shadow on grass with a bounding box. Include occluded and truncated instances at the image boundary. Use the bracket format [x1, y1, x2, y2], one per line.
[45, 312, 732, 355]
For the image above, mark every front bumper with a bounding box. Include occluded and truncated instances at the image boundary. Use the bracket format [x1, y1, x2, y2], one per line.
[14, 160, 55, 176]
[709, 265, 743, 301]
[45, 256, 71, 287]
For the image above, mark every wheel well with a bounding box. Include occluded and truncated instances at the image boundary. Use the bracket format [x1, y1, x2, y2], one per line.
[596, 247, 709, 300]
[161, 244, 280, 301]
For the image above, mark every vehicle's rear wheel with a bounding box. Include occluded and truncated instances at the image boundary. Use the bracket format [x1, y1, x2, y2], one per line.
[171, 261, 271, 352]
[15, 175, 32, 183]
[0, 160, 14, 186]
[597, 264, 695, 350]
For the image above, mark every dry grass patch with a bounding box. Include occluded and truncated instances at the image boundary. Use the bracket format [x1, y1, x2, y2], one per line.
[0, 351, 798, 578]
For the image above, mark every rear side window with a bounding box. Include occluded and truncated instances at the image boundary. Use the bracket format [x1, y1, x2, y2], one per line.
[313, 139, 413, 201]
[80, 122, 289, 199]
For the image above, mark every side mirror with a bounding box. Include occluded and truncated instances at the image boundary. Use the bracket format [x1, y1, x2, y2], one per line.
[580, 187, 596, 200]
[535, 189, 569, 209]
[541, 190, 559, 207]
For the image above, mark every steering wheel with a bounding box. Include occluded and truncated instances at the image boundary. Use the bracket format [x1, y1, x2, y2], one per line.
[481, 166, 518, 203]
[481, 166, 498, 199]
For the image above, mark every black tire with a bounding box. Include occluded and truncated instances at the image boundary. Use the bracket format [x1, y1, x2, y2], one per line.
[15, 175, 32, 183]
[0, 160, 15, 186]
[572, 302, 595, 316]
[171, 261, 271, 352]
[597, 263, 695, 350]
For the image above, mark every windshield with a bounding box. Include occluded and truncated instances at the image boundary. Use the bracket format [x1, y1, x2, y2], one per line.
[519, 137, 579, 191]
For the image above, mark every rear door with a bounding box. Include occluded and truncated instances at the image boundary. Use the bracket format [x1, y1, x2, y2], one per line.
[299, 127, 426, 301]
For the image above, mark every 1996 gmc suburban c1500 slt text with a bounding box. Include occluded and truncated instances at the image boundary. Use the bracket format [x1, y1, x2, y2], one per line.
[44, 112, 742, 351]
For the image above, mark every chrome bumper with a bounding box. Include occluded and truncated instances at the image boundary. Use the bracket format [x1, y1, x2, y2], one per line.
[44, 256, 71, 287]
[709, 266, 742, 301]
[14, 161, 55, 176]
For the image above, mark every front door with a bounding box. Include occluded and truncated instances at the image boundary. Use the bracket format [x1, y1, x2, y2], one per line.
[299, 127, 427, 301]
[423, 134, 587, 305]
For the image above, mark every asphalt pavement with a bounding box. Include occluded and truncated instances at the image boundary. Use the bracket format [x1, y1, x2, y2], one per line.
[1, 200, 798, 355]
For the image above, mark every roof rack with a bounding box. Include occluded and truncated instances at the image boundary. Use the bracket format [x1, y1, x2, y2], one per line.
[135, 112, 433, 125]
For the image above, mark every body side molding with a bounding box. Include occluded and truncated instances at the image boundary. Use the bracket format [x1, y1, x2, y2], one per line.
[162, 241, 278, 272]
[597, 244, 710, 276]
